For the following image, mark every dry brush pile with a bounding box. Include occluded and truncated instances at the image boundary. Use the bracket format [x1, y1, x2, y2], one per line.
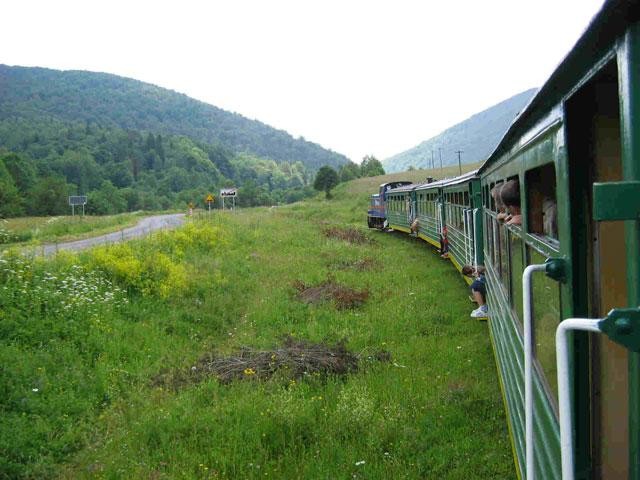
[153, 337, 391, 389]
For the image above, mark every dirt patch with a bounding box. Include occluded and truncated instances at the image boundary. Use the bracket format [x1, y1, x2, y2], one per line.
[293, 279, 369, 309]
[322, 226, 371, 245]
[152, 337, 391, 388]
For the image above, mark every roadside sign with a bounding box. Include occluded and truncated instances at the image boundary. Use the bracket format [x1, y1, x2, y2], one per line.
[68, 196, 87, 206]
[220, 188, 238, 210]
[68, 195, 87, 216]
[205, 194, 215, 213]
[220, 188, 237, 197]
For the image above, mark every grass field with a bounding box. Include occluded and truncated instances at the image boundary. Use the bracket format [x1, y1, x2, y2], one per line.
[0, 212, 151, 245]
[0, 166, 513, 479]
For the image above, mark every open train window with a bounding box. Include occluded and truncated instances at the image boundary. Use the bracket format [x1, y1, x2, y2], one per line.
[502, 176, 521, 227]
[526, 163, 558, 241]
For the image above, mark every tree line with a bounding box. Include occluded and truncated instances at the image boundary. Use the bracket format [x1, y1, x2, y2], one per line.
[0, 118, 318, 217]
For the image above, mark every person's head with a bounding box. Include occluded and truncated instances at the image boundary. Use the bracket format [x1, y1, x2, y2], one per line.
[462, 265, 475, 276]
[491, 183, 505, 211]
[500, 179, 520, 208]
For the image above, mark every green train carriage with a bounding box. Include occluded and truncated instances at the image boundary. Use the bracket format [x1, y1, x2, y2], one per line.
[413, 180, 446, 250]
[386, 173, 484, 281]
[378, 2, 640, 478]
[385, 183, 417, 234]
[479, 1, 640, 478]
[440, 171, 484, 278]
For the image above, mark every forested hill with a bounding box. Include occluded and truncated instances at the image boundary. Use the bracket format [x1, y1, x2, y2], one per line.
[383, 88, 537, 172]
[0, 65, 348, 169]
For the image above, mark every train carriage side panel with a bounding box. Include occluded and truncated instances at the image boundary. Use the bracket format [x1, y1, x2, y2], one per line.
[478, 3, 640, 477]
[440, 171, 482, 280]
[385, 184, 416, 233]
[414, 182, 443, 249]
[368, 181, 413, 230]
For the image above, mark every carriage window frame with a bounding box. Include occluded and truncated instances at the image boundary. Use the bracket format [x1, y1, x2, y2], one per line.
[524, 162, 560, 252]
[508, 226, 524, 324]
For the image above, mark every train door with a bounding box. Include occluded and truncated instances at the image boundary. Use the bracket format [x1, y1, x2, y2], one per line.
[565, 53, 639, 479]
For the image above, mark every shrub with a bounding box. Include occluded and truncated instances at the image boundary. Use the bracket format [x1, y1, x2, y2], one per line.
[155, 221, 226, 258]
[87, 243, 187, 298]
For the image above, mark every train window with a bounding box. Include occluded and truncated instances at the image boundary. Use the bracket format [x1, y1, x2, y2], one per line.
[489, 183, 496, 211]
[463, 191, 469, 207]
[499, 223, 509, 294]
[502, 176, 521, 226]
[528, 247, 561, 402]
[509, 230, 524, 322]
[526, 163, 558, 240]
[485, 211, 494, 263]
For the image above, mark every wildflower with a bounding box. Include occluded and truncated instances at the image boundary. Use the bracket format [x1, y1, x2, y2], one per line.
[355, 460, 365, 466]
[244, 368, 256, 376]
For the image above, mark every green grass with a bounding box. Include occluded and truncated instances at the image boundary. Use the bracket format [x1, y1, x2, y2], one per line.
[0, 170, 512, 479]
[0, 212, 152, 245]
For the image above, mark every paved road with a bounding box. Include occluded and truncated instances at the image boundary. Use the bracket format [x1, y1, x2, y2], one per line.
[33, 213, 185, 256]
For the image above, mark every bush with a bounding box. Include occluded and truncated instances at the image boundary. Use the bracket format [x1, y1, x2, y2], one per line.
[87, 243, 187, 298]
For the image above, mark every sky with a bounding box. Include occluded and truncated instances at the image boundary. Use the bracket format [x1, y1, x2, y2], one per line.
[2, 0, 606, 164]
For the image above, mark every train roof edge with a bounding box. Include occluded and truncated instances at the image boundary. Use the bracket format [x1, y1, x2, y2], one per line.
[385, 169, 479, 193]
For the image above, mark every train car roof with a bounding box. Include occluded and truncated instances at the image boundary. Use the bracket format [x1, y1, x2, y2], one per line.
[479, 0, 640, 174]
[378, 181, 412, 188]
[388, 183, 419, 193]
[413, 169, 479, 190]
[435, 170, 479, 188]
[386, 169, 479, 194]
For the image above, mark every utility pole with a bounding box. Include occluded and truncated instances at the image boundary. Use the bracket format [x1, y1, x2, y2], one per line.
[456, 150, 463, 175]
[438, 147, 443, 178]
[431, 150, 435, 171]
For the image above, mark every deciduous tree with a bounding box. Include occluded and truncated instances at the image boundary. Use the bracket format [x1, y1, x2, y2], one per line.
[313, 166, 339, 199]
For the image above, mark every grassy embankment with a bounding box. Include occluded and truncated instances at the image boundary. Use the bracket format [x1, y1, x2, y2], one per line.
[0, 165, 514, 479]
[0, 212, 153, 246]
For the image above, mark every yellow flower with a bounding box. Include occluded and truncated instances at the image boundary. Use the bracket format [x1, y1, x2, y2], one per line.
[244, 368, 256, 376]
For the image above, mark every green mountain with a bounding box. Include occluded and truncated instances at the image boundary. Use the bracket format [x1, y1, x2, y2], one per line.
[383, 89, 537, 173]
[0, 65, 354, 218]
[0, 65, 348, 170]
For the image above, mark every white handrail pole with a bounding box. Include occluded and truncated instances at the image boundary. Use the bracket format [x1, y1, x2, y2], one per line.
[473, 208, 479, 268]
[556, 318, 601, 480]
[465, 209, 471, 264]
[523, 263, 547, 480]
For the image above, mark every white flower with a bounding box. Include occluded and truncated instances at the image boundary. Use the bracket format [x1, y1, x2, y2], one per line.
[355, 461, 365, 466]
